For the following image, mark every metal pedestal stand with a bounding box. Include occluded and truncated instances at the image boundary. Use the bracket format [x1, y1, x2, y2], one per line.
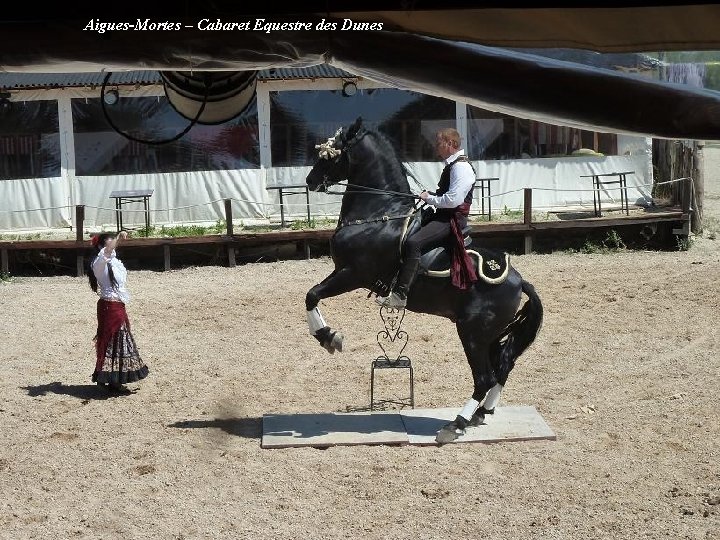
[370, 306, 415, 410]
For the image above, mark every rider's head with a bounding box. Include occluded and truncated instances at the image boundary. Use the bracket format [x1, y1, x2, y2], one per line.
[435, 128, 461, 159]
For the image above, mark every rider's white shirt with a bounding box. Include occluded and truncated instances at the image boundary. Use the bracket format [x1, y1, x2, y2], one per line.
[423, 149, 476, 209]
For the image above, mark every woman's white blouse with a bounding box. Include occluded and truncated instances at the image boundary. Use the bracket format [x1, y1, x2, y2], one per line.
[92, 248, 131, 304]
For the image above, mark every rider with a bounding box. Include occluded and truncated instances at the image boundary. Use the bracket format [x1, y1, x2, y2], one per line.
[376, 127, 478, 309]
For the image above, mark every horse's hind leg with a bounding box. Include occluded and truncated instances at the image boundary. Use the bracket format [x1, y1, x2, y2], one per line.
[436, 321, 498, 445]
[305, 267, 358, 354]
[472, 339, 515, 422]
[460, 322, 527, 428]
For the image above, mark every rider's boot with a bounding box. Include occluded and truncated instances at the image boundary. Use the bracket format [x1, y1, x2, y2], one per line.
[375, 258, 420, 309]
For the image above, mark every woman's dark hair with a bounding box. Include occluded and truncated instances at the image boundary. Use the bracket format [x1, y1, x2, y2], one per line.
[88, 233, 119, 292]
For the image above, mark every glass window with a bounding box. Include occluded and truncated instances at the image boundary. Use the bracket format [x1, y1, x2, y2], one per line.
[467, 105, 617, 159]
[528, 120, 583, 157]
[0, 100, 60, 180]
[466, 107, 519, 160]
[270, 88, 456, 166]
[72, 96, 259, 176]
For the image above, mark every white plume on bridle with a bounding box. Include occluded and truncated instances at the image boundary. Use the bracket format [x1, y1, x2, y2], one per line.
[315, 128, 343, 160]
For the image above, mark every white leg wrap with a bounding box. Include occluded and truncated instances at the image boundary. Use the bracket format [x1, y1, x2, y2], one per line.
[459, 398, 480, 422]
[482, 384, 504, 410]
[307, 307, 327, 335]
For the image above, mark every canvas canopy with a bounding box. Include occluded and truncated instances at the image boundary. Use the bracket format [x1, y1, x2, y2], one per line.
[1, 3, 720, 139]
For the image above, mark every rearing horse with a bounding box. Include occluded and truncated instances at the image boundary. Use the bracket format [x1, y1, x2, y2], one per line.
[304, 117, 543, 444]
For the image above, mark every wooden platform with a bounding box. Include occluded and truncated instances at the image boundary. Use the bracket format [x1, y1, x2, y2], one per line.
[261, 406, 556, 449]
[0, 208, 690, 276]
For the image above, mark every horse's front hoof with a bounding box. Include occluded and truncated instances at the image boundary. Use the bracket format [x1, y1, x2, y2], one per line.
[320, 331, 344, 354]
[330, 332, 344, 353]
[435, 421, 465, 445]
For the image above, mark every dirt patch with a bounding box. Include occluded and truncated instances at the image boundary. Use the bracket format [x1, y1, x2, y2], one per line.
[1, 170, 719, 539]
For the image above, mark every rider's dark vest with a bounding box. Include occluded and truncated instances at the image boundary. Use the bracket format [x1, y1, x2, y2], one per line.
[434, 155, 475, 218]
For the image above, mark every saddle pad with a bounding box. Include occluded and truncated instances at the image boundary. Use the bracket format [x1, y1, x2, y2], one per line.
[422, 247, 510, 285]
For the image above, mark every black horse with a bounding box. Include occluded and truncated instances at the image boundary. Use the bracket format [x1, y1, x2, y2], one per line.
[304, 117, 543, 444]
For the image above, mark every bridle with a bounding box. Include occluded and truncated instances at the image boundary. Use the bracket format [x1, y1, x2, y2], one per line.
[312, 128, 431, 229]
[314, 129, 422, 201]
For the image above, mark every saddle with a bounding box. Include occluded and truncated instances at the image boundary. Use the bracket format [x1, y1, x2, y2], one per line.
[402, 213, 510, 285]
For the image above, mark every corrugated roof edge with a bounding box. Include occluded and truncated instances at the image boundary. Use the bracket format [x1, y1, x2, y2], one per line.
[0, 66, 356, 90]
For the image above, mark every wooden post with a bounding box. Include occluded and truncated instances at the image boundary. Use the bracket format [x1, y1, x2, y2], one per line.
[295, 240, 311, 259]
[75, 205, 85, 241]
[691, 142, 704, 233]
[75, 205, 85, 277]
[1, 248, 8, 275]
[673, 177, 693, 236]
[224, 198, 233, 236]
[523, 188, 533, 255]
[163, 245, 171, 271]
[682, 177, 692, 215]
[224, 198, 236, 267]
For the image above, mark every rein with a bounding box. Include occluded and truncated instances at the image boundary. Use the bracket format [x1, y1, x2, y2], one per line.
[317, 128, 422, 200]
[337, 211, 417, 229]
[324, 180, 423, 228]
[323, 181, 420, 199]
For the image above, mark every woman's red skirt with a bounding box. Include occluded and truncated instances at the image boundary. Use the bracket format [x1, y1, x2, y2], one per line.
[93, 299, 149, 385]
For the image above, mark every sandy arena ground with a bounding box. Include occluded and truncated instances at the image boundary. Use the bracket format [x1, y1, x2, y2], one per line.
[1, 151, 720, 539]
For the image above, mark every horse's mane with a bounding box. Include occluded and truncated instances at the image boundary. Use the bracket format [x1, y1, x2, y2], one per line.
[359, 128, 399, 161]
[356, 127, 414, 189]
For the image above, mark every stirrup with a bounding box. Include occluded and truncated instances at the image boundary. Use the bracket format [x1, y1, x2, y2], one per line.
[375, 292, 407, 309]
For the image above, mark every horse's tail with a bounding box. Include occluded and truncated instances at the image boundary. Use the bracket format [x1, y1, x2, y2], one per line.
[490, 279, 544, 385]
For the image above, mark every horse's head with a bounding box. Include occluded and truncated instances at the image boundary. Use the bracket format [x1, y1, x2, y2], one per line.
[306, 117, 364, 192]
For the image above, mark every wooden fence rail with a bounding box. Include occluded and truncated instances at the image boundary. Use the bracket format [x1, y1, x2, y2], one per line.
[0, 189, 691, 277]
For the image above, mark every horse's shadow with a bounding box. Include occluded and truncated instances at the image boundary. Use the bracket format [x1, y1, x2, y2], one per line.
[168, 418, 263, 439]
[21, 381, 129, 400]
[167, 411, 444, 441]
[283, 412, 463, 437]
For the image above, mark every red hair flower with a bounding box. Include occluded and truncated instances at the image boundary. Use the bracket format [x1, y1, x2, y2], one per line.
[90, 234, 100, 248]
